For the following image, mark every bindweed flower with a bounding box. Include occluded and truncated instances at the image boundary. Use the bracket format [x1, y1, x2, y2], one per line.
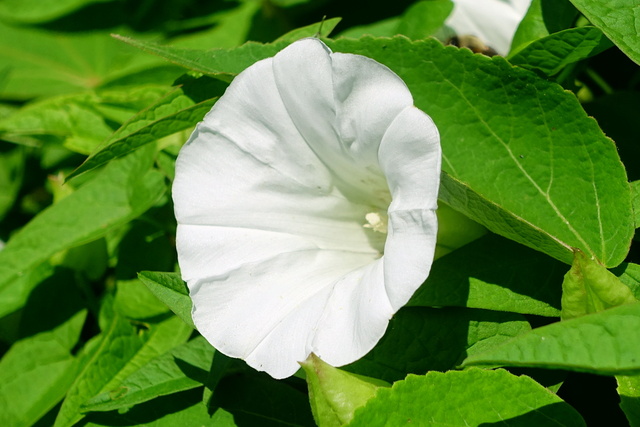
[443, 0, 532, 55]
[173, 38, 441, 379]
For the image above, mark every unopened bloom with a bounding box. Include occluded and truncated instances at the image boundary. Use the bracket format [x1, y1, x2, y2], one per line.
[443, 0, 532, 55]
[173, 38, 441, 379]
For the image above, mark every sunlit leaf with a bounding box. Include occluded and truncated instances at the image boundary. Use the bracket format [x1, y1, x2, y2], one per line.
[568, 0, 640, 65]
[463, 303, 640, 375]
[348, 369, 585, 426]
[0, 145, 166, 317]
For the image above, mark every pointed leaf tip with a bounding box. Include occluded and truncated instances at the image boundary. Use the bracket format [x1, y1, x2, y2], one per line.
[561, 249, 637, 320]
[301, 354, 388, 427]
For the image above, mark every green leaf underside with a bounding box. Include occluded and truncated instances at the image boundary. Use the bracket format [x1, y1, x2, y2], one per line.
[568, 0, 640, 65]
[509, 26, 612, 75]
[410, 233, 564, 316]
[463, 303, 640, 375]
[348, 369, 585, 427]
[561, 249, 637, 320]
[121, 35, 632, 267]
[301, 354, 385, 427]
[138, 271, 194, 329]
[0, 146, 166, 318]
[82, 336, 214, 412]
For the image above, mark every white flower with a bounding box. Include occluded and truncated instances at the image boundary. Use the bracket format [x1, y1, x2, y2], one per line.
[173, 38, 441, 379]
[443, 0, 532, 55]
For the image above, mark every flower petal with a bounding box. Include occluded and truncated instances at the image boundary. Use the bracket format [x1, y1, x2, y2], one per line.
[189, 249, 380, 379]
[174, 38, 441, 379]
[311, 259, 394, 367]
[379, 106, 441, 309]
[272, 38, 413, 207]
[445, 0, 532, 55]
[172, 55, 376, 252]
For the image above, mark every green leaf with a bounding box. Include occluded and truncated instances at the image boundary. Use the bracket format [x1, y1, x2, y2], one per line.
[82, 335, 213, 412]
[0, 144, 24, 220]
[113, 34, 286, 81]
[434, 203, 486, 259]
[54, 306, 145, 427]
[301, 354, 388, 427]
[0, 0, 111, 23]
[633, 181, 640, 227]
[410, 233, 564, 317]
[138, 271, 194, 329]
[438, 171, 574, 266]
[463, 303, 640, 375]
[117, 36, 634, 266]
[210, 373, 315, 427]
[617, 375, 640, 427]
[327, 37, 633, 267]
[169, 0, 261, 50]
[511, 0, 579, 52]
[348, 369, 585, 426]
[615, 262, 640, 299]
[337, 18, 400, 39]
[68, 76, 227, 179]
[338, 0, 452, 40]
[0, 145, 166, 317]
[83, 388, 236, 427]
[99, 315, 193, 397]
[0, 86, 170, 154]
[396, 0, 453, 40]
[509, 26, 612, 75]
[567, 0, 640, 65]
[346, 307, 530, 383]
[274, 18, 342, 42]
[0, 22, 183, 100]
[561, 250, 637, 320]
[55, 301, 190, 426]
[0, 310, 87, 427]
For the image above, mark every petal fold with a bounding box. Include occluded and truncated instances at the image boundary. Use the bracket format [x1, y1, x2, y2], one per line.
[174, 38, 441, 379]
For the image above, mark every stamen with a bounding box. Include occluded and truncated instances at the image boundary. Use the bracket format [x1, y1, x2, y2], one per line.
[363, 212, 388, 234]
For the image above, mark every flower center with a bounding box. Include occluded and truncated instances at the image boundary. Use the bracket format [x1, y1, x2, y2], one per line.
[363, 211, 388, 234]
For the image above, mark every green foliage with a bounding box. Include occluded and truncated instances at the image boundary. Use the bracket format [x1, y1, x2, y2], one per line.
[348, 369, 585, 426]
[301, 354, 388, 427]
[509, 26, 612, 75]
[410, 233, 564, 316]
[138, 271, 194, 328]
[0, 1, 638, 425]
[568, 0, 640, 65]
[327, 37, 632, 268]
[561, 250, 637, 320]
[82, 336, 214, 412]
[463, 303, 640, 375]
[0, 144, 165, 317]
